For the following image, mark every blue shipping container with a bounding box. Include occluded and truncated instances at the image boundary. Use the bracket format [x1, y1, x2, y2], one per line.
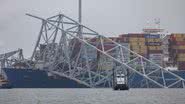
[144, 34, 160, 39]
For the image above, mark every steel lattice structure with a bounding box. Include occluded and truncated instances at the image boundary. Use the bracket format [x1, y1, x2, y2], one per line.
[26, 13, 185, 88]
[0, 49, 24, 69]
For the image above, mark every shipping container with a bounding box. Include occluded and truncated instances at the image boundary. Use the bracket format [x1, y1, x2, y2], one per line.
[156, 47, 162, 50]
[129, 38, 139, 42]
[177, 58, 185, 62]
[149, 53, 163, 66]
[146, 38, 161, 42]
[148, 46, 162, 50]
[170, 35, 176, 42]
[130, 42, 145, 45]
[148, 47, 156, 50]
[129, 38, 144, 42]
[117, 37, 129, 43]
[144, 34, 160, 39]
[131, 49, 147, 53]
[177, 61, 185, 70]
[148, 50, 163, 53]
[131, 45, 147, 48]
[130, 42, 145, 46]
[132, 49, 147, 52]
[176, 41, 185, 45]
[149, 54, 163, 59]
[173, 46, 185, 50]
[175, 37, 185, 41]
[128, 33, 145, 37]
[119, 34, 128, 38]
[138, 38, 145, 41]
[104, 38, 113, 43]
[145, 42, 161, 46]
[177, 53, 185, 61]
[177, 49, 185, 53]
[172, 33, 185, 38]
[172, 34, 181, 38]
[177, 54, 185, 58]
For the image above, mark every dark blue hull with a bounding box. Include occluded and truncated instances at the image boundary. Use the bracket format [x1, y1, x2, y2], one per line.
[2, 68, 89, 88]
[128, 70, 185, 88]
[2, 68, 185, 88]
[0, 83, 12, 89]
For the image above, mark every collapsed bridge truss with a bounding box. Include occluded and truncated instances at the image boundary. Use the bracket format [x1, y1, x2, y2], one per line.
[26, 13, 185, 88]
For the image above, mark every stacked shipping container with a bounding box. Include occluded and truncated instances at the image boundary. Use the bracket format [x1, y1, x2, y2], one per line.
[169, 33, 185, 70]
[128, 34, 147, 57]
[82, 33, 185, 70]
[145, 34, 163, 66]
[119, 33, 163, 66]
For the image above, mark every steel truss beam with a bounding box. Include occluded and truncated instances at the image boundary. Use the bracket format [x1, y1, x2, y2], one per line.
[0, 49, 24, 68]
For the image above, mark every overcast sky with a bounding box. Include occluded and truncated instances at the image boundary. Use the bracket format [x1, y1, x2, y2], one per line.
[0, 0, 185, 57]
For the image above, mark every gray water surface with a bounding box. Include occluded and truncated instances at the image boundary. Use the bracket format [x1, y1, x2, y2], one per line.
[0, 88, 185, 104]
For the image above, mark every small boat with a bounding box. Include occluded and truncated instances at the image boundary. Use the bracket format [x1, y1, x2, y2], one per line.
[113, 74, 129, 90]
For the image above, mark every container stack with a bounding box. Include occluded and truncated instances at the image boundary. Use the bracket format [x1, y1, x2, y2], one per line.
[145, 34, 163, 66]
[117, 34, 129, 43]
[128, 34, 147, 57]
[169, 33, 185, 70]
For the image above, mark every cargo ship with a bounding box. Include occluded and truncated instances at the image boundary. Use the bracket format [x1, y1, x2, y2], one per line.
[2, 67, 185, 88]
[2, 68, 89, 88]
[1, 16, 185, 88]
[2, 32, 185, 88]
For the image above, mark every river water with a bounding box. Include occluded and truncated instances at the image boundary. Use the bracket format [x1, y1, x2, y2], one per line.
[0, 88, 185, 104]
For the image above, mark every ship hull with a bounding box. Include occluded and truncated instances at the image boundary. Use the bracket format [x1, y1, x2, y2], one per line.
[2, 68, 89, 88]
[2, 68, 185, 88]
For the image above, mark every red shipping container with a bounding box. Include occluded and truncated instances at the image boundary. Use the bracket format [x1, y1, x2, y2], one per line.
[175, 41, 185, 45]
[178, 61, 185, 70]
[119, 34, 128, 38]
[177, 49, 185, 53]
[170, 35, 176, 42]
[128, 33, 145, 38]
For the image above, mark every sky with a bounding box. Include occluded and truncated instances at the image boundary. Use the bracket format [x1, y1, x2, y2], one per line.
[0, 0, 185, 57]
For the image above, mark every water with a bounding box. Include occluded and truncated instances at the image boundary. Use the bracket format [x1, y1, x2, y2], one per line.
[0, 88, 185, 104]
